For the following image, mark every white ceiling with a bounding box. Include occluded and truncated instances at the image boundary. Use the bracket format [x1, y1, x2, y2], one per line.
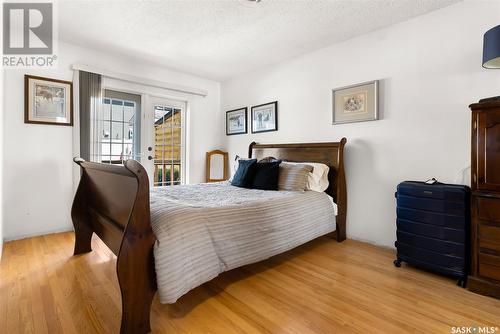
[59, 0, 461, 81]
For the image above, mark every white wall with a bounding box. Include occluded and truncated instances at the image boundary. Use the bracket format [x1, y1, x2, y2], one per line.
[0, 66, 4, 258]
[221, 1, 500, 247]
[2, 41, 222, 240]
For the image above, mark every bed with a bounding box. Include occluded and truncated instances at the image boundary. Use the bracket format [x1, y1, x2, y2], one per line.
[71, 139, 347, 334]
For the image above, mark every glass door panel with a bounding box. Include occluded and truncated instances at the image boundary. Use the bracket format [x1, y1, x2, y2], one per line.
[144, 96, 186, 187]
[99, 90, 141, 164]
[153, 105, 183, 186]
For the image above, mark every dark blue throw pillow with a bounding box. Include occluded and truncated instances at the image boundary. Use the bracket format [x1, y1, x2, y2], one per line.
[231, 159, 257, 188]
[251, 161, 281, 190]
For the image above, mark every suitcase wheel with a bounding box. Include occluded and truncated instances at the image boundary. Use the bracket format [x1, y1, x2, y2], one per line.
[393, 259, 402, 268]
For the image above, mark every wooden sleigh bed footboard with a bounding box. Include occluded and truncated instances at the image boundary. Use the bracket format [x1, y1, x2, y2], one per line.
[71, 158, 157, 333]
[71, 138, 347, 334]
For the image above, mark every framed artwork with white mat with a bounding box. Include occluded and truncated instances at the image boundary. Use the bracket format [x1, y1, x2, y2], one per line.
[332, 80, 378, 124]
[25, 75, 73, 126]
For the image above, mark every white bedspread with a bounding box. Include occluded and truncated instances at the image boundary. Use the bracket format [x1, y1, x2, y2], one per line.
[150, 182, 337, 303]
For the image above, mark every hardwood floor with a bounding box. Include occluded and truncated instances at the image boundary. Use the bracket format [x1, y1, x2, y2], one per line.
[1, 232, 499, 334]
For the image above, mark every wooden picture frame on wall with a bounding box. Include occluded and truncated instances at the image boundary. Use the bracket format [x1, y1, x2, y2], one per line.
[25, 75, 73, 126]
[251, 101, 278, 133]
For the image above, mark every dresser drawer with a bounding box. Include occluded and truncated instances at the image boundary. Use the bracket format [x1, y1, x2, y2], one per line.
[479, 224, 500, 252]
[478, 197, 500, 224]
[479, 253, 500, 281]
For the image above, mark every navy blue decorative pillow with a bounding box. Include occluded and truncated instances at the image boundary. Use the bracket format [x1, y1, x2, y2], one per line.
[251, 161, 281, 190]
[231, 159, 257, 188]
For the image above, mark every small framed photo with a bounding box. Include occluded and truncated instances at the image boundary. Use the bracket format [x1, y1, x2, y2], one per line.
[332, 80, 378, 124]
[251, 101, 278, 133]
[226, 107, 248, 135]
[25, 75, 73, 126]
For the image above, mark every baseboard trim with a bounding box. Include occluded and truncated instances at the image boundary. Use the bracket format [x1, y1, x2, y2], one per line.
[4, 227, 74, 242]
[348, 235, 395, 251]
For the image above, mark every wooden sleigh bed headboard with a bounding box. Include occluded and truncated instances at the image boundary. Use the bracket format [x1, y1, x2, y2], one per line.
[249, 138, 347, 241]
[71, 138, 347, 334]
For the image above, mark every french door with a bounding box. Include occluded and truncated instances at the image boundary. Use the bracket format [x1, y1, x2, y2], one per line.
[97, 91, 186, 187]
[143, 96, 186, 187]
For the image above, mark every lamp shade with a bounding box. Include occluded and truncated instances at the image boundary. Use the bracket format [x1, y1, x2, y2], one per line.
[483, 24, 500, 68]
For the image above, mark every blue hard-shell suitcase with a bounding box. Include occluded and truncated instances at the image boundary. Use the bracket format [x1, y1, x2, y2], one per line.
[394, 180, 471, 287]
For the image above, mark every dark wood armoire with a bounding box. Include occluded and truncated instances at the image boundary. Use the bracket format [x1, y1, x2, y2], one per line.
[469, 100, 500, 299]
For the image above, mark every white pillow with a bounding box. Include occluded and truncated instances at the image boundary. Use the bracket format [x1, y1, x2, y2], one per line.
[282, 162, 329, 192]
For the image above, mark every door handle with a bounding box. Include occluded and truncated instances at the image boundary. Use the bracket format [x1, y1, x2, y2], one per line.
[148, 156, 153, 160]
[147, 147, 152, 151]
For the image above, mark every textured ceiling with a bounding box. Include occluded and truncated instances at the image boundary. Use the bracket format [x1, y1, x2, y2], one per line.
[58, 0, 461, 81]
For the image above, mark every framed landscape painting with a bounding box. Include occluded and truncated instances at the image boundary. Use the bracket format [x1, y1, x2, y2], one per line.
[332, 80, 378, 124]
[251, 101, 278, 133]
[25, 75, 73, 126]
[226, 107, 247, 135]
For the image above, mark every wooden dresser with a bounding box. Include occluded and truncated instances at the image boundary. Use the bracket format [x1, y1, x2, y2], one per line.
[469, 100, 500, 299]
